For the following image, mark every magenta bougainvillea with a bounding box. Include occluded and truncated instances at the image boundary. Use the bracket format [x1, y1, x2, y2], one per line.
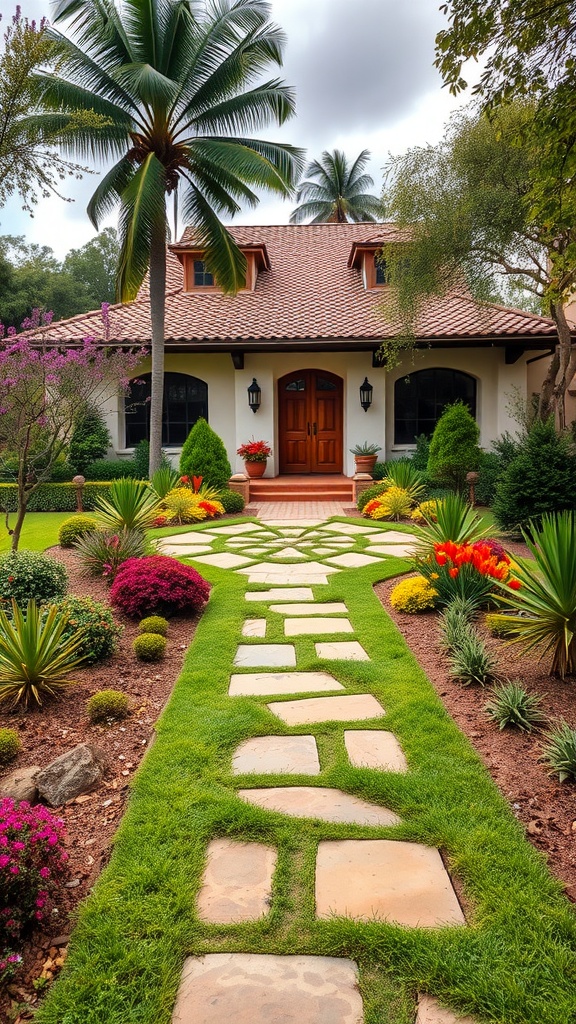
[110, 555, 211, 617]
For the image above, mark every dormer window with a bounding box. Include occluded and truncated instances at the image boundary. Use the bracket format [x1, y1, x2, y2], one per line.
[374, 255, 387, 286]
[193, 260, 214, 287]
[170, 240, 270, 293]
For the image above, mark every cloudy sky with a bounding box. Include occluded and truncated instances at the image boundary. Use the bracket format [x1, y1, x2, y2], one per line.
[0, 0, 471, 258]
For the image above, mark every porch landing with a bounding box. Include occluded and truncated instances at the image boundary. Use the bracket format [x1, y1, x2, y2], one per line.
[248, 474, 354, 504]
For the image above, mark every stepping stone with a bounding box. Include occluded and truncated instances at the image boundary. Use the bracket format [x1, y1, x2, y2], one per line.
[242, 619, 267, 638]
[197, 839, 276, 923]
[367, 529, 415, 543]
[270, 602, 349, 615]
[325, 552, 382, 568]
[209, 523, 265, 535]
[238, 787, 400, 826]
[416, 994, 477, 1024]
[345, 731, 408, 772]
[245, 588, 315, 602]
[309, 547, 335, 556]
[244, 572, 331, 586]
[268, 694, 385, 726]
[193, 553, 255, 568]
[277, 528, 307, 537]
[234, 645, 296, 668]
[272, 547, 308, 559]
[315, 642, 369, 661]
[322, 523, 376, 535]
[238, 561, 339, 578]
[160, 531, 218, 544]
[172, 953, 363, 1024]
[158, 544, 213, 557]
[233, 736, 320, 775]
[229, 672, 344, 696]
[285, 618, 354, 636]
[315, 840, 465, 927]
[369, 545, 415, 558]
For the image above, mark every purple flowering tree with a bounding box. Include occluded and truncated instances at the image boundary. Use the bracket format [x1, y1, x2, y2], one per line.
[0, 308, 141, 549]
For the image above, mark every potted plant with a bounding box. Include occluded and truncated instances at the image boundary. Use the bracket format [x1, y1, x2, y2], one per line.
[237, 438, 272, 478]
[350, 441, 381, 476]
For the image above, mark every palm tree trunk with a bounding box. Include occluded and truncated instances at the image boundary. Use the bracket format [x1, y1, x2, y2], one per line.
[148, 218, 167, 476]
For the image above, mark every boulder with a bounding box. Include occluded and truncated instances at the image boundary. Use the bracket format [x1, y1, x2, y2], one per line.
[36, 744, 106, 807]
[0, 765, 41, 803]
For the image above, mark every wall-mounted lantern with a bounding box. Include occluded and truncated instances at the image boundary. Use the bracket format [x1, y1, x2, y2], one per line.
[247, 377, 261, 413]
[359, 377, 373, 412]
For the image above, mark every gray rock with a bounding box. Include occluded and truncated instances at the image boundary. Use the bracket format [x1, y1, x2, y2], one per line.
[0, 765, 41, 803]
[36, 744, 106, 807]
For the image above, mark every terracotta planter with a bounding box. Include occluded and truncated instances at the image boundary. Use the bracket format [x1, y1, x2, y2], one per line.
[244, 460, 267, 478]
[354, 454, 378, 476]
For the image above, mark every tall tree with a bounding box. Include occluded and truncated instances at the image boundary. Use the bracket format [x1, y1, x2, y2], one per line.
[382, 103, 576, 426]
[38, 0, 303, 474]
[290, 149, 382, 224]
[62, 228, 120, 307]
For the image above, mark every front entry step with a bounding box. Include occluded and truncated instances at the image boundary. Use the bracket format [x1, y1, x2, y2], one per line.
[249, 475, 354, 503]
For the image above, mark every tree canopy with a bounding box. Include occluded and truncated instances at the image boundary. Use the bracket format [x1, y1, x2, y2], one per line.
[290, 149, 382, 224]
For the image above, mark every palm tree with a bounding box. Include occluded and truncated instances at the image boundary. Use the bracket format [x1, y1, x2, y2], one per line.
[289, 149, 382, 224]
[38, 0, 303, 473]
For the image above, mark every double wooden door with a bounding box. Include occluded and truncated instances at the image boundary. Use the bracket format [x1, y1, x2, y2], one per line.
[278, 370, 343, 474]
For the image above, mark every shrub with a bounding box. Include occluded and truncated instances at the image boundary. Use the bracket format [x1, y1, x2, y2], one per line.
[58, 514, 98, 548]
[133, 632, 167, 661]
[492, 419, 576, 534]
[485, 611, 514, 637]
[74, 528, 148, 580]
[69, 406, 111, 474]
[428, 401, 481, 491]
[0, 551, 67, 608]
[383, 459, 426, 500]
[364, 486, 413, 521]
[87, 689, 129, 723]
[110, 555, 210, 618]
[133, 439, 151, 479]
[0, 600, 84, 708]
[357, 481, 387, 512]
[138, 615, 169, 636]
[48, 456, 74, 482]
[179, 418, 231, 489]
[84, 459, 139, 481]
[419, 538, 511, 609]
[542, 721, 576, 782]
[0, 798, 68, 943]
[161, 486, 224, 524]
[150, 465, 179, 499]
[485, 682, 546, 732]
[410, 498, 443, 523]
[372, 462, 387, 480]
[439, 598, 477, 651]
[448, 628, 499, 686]
[46, 596, 123, 664]
[219, 488, 245, 514]
[390, 576, 437, 613]
[0, 481, 113, 512]
[0, 729, 21, 765]
[410, 432, 431, 471]
[94, 478, 161, 531]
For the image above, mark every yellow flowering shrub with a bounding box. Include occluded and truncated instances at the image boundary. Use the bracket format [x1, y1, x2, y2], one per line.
[410, 498, 444, 523]
[390, 576, 437, 613]
[364, 486, 413, 521]
[162, 487, 208, 524]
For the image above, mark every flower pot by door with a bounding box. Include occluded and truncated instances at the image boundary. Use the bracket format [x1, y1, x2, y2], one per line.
[244, 460, 267, 478]
[354, 454, 378, 476]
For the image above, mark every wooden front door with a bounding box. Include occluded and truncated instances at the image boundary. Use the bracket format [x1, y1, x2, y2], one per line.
[278, 370, 343, 474]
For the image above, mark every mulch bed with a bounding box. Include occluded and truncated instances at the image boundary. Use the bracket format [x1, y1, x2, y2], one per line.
[0, 546, 201, 1020]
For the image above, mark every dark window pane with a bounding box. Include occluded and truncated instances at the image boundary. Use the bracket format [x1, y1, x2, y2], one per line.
[286, 379, 305, 391]
[394, 369, 477, 444]
[125, 373, 208, 447]
[193, 260, 214, 287]
[374, 255, 387, 284]
[316, 376, 337, 391]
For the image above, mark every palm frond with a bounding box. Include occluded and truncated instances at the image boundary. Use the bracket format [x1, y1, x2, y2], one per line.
[188, 137, 298, 195]
[87, 156, 136, 229]
[117, 153, 168, 300]
[179, 186, 246, 292]
[289, 200, 335, 224]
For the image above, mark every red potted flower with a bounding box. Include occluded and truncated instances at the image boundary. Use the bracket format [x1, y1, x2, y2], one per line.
[237, 438, 272, 478]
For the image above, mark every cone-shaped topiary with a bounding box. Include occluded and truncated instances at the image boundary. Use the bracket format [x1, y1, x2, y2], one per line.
[179, 418, 231, 490]
[427, 401, 481, 491]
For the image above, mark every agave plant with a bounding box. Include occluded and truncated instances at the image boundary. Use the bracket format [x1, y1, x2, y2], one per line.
[491, 511, 576, 678]
[0, 600, 85, 708]
[149, 465, 180, 500]
[94, 478, 161, 531]
[384, 459, 426, 501]
[73, 528, 148, 579]
[414, 491, 489, 555]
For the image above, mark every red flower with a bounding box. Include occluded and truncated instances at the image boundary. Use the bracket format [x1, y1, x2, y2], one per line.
[435, 551, 448, 566]
[193, 475, 203, 492]
[508, 579, 522, 590]
[180, 475, 189, 484]
[448, 567, 459, 578]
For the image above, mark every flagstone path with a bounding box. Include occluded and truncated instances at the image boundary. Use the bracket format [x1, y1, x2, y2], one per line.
[156, 518, 473, 1024]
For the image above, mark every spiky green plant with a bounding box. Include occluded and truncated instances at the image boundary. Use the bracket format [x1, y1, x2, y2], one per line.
[0, 600, 84, 708]
[492, 511, 576, 678]
[94, 478, 161, 531]
[384, 458, 426, 501]
[149, 466, 179, 500]
[415, 491, 489, 554]
[74, 528, 147, 580]
[485, 682, 547, 732]
[439, 599, 476, 651]
[448, 628, 499, 686]
[541, 721, 576, 782]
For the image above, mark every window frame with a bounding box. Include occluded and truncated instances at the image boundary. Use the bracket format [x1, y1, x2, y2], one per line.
[124, 372, 209, 448]
[393, 368, 477, 445]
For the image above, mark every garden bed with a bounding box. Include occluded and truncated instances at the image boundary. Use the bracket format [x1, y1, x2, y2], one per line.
[376, 574, 576, 900]
[0, 546, 201, 1020]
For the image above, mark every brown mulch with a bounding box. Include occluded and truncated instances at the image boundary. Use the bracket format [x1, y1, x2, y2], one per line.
[375, 573, 576, 903]
[0, 547, 201, 1019]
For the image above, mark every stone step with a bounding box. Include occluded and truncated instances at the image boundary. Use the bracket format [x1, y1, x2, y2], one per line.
[344, 731, 408, 773]
[267, 693, 385, 726]
[233, 645, 296, 668]
[197, 839, 276, 924]
[284, 617, 354, 636]
[238, 786, 400, 826]
[232, 736, 320, 775]
[229, 671, 344, 696]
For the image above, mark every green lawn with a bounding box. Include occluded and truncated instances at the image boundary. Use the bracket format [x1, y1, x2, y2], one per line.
[0, 512, 71, 553]
[32, 519, 576, 1024]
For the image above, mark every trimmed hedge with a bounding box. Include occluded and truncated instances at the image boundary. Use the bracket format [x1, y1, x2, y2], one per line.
[0, 482, 113, 512]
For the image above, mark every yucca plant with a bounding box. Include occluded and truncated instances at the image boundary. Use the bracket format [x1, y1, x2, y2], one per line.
[439, 598, 476, 651]
[448, 628, 499, 686]
[541, 720, 576, 782]
[74, 528, 148, 579]
[384, 459, 426, 501]
[149, 466, 179, 500]
[0, 600, 85, 708]
[485, 682, 547, 732]
[492, 511, 576, 678]
[94, 478, 161, 531]
[415, 491, 489, 555]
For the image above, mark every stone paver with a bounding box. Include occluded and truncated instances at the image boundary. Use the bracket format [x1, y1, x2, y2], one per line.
[159, 544, 213, 557]
[416, 994, 477, 1024]
[272, 547, 309, 559]
[322, 523, 376, 535]
[284, 617, 354, 636]
[315, 641, 369, 661]
[267, 693, 385, 726]
[277, 528, 307, 536]
[233, 645, 296, 668]
[244, 572, 331, 585]
[209, 523, 266, 535]
[238, 561, 339, 578]
[242, 619, 267, 638]
[171, 953, 363, 1024]
[232, 735, 320, 775]
[344, 731, 408, 772]
[315, 840, 465, 927]
[365, 529, 414, 543]
[325, 552, 382, 568]
[246, 588, 314, 602]
[229, 672, 344, 696]
[193, 552, 255, 568]
[197, 839, 276, 923]
[369, 544, 415, 558]
[270, 602, 349, 615]
[238, 787, 400, 826]
[160, 531, 218, 544]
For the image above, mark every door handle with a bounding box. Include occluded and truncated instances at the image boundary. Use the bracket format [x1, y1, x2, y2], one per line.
[313, 422, 317, 435]
[307, 422, 311, 436]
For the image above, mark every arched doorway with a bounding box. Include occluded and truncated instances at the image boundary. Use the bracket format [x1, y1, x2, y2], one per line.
[278, 369, 343, 474]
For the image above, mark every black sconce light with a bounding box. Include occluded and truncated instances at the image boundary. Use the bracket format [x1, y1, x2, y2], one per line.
[247, 377, 261, 413]
[359, 377, 373, 412]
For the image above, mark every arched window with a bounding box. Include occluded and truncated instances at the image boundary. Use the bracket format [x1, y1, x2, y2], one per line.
[125, 373, 208, 447]
[394, 368, 477, 444]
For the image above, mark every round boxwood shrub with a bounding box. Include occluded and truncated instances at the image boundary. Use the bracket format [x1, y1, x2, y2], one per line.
[47, 596, 123, 664]
[87, 689, 129, 723]
[58, 514, 98, 548]
[133, 632, 167, 661]
[390, 576, 437, 613]
[357, 481, 387, 512]
[0, 551, 67, 608]
[0, 729, 21, 766]
[110, 555, 210, 618]
[138, 615, 169, 636]
[219, 488, 245, 514]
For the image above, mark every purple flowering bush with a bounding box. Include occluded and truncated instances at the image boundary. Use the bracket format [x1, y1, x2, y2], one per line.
[0, 798, 68, 943]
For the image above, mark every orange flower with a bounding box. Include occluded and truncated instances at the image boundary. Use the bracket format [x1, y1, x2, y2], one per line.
[449, 567, 459, 578]
[508, 579, 522, 590]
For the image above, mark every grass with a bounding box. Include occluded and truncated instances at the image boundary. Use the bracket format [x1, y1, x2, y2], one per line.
[16, 516, 576, 1023]
[0, 513, 71, 553]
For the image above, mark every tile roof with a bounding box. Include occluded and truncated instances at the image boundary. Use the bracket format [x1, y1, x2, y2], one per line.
[31, 223, 559, 347]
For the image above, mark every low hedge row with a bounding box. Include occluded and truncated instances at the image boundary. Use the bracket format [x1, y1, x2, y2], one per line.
[0, 482, 113, 512]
